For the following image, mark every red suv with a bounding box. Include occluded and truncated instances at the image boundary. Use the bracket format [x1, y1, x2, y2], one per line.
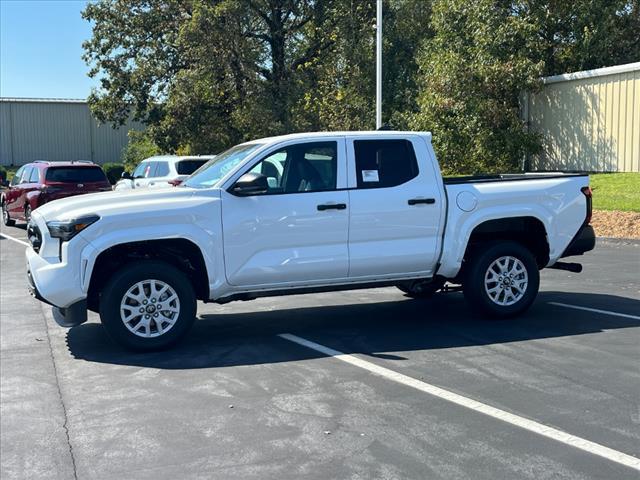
[1, 161, 112, 226]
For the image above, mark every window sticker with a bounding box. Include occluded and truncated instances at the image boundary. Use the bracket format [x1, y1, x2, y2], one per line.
[361, 169, 379, 182]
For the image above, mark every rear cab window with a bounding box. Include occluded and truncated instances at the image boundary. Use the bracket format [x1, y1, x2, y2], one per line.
[45, 167, 108, 183]
[353, 139, 419, 189]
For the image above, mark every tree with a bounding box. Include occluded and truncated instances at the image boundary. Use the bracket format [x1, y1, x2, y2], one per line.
[409, 0, 544, 174]
[296, 0, 433, 131]
[120, 130, 163, 172]
[84, 0, 638, 172]
[408, 0, 639, 174]
[82, 0, 433, 152]
[524, 0, 640, 76]
[83, 0, 340, 152]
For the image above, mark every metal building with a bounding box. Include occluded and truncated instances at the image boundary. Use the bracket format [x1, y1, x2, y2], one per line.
[0, 97, 142, 166]
[524, 62, 640, 172]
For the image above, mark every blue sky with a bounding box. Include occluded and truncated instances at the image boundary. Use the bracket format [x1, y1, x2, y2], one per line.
[1, 0, 96, 99]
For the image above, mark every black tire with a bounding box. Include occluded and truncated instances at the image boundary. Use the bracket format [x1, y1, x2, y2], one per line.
[24, 204, 31, 222]
[463, 241, 539, 318]
[397, 278, 445, 299]
[99, 260, 197, 351]
[2, 202, 15, 226]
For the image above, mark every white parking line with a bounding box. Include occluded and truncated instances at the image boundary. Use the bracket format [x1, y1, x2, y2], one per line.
[549, 302, 640, 320]
[278, 333, 640, 471]
[0, 232, 29, 247]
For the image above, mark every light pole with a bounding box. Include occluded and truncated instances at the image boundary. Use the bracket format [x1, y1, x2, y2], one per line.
[376, 0, 382, 129]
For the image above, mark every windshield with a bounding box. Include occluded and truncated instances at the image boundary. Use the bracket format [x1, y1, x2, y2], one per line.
[183, 143, 263, 188]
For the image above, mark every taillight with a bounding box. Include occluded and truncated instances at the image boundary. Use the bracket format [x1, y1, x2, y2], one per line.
[581, 186, 592, 224]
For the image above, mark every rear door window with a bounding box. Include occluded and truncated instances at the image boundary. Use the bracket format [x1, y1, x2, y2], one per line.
[45, 167, 108, 183]
[176, 159, 208, 175]
[353, 139, 419, 189]
[143, 162, 157, 178]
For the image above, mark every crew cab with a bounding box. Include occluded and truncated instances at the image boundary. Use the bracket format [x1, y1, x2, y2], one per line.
[2, 161, 111, 226]
[25, 131, 595, 351]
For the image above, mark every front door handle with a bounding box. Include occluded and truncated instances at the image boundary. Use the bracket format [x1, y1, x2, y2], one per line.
[408, 198, 436, 206]
[317, 203, 347, 211]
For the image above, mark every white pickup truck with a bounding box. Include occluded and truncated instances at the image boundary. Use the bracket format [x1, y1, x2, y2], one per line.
[26, 131, 595, 350]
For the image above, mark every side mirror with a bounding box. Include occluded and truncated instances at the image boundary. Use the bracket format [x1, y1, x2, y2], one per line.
[121, 171, 132, 180]
[231, 172, 269, 196]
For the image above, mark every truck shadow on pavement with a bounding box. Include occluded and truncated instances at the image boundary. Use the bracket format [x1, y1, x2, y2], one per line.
[65, 291, 640, 370]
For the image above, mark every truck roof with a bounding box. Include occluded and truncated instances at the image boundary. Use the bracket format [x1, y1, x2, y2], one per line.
[243, 130, 432, 146]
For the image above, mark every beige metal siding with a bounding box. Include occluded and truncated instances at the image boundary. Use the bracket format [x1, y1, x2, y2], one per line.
[92, 118, 139, 163]
[0, 99, 142, 166]
[11, 101, 92, 163]
[528, 64, 639, 172]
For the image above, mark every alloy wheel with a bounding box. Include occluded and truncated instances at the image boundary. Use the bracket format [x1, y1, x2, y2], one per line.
[119, 279, 181, 338]
[484, 255, 528, 306]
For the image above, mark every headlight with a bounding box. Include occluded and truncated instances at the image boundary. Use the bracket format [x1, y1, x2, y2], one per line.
[46, 214, 100, 241]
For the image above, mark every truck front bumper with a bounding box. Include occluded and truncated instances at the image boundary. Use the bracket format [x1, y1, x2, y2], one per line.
[26, 246, 88, 328]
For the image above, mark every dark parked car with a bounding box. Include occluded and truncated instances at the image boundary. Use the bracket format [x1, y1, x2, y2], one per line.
[1, 161, 112, 226]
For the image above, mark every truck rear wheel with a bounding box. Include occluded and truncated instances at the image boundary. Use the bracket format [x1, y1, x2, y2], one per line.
[99, 260, 197, 351]
[463, 241, 539, 318]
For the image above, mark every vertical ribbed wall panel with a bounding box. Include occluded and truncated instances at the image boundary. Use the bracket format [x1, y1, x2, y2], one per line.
[0, 100, 142, 166]
[529, 65, 640, 172]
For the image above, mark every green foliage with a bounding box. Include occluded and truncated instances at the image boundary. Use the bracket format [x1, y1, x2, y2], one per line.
[590, 173, 640, 212]
[408, 0, 639, 174]
[120, 130, 162, 173]
[83, 0, 640, 173]
[102, 162, 125, 185]
[82, 1, 432, 152]
[0, 165, 7, 184]
[409, 0, 545, 173]
[524, 0, 640, 76]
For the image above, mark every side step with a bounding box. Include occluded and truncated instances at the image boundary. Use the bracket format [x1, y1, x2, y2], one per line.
[549, 261, 583, 273]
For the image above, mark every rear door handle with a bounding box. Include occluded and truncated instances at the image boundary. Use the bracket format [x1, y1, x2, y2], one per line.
[408, 198, 436, 205]
[317, 203, 347, 211]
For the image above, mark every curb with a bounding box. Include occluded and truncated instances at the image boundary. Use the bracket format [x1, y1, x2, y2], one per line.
[596, 237, 640, 246]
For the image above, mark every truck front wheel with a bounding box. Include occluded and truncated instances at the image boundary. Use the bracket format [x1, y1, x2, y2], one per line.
[463, 241, 539, 318]
[99, 260, 197, 351]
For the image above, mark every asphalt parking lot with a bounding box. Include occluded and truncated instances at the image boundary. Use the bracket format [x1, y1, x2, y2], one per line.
[1, 222, 639, 480]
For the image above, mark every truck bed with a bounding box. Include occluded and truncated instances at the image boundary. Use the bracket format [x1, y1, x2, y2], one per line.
[443, 172, 587, 185]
